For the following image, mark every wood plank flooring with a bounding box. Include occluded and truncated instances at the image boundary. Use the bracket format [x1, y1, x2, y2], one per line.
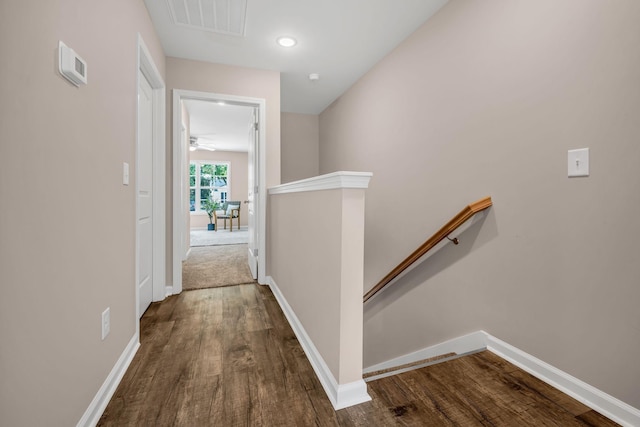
[98, 284, 619, 426]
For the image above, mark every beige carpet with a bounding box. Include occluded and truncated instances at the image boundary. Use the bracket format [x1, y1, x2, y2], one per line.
[190, 227, 248, 247]
[182, 244, 256, 290]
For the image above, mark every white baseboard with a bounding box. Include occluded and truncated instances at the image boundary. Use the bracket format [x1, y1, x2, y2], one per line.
[267, 276, 371, 410]
[363, 331, 486, 374]
[486, 334, 640, 427]
[77, 335, 140, 427]
[364, 330, 639, 426]
[165, 285, 174, 297]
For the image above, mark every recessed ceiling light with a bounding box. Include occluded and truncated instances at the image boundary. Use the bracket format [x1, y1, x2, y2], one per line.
[277, 36, 297, 48]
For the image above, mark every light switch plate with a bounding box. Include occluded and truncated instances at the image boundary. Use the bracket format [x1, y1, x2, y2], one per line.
[123, 162, 129, 185]
[101, 307, 110, 340]
[568, 148, 589, 177]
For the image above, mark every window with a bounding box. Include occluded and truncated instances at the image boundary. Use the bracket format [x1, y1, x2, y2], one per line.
[190, 161, 229, 212]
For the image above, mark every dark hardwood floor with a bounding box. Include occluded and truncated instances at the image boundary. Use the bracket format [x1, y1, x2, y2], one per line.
[98, 284, 619, 426]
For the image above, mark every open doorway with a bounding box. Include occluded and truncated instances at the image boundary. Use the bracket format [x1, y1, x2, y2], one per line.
[186, 100, 252, 243]
[183, 100, 253, 290]
[171, 90, 266, 294]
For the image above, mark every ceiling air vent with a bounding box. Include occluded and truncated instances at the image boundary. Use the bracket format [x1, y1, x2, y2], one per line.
[166, 0, 248, 37]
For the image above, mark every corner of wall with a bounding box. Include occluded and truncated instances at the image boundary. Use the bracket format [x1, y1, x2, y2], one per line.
[267, 277, 371, 410]
[76, 335, 139, 427]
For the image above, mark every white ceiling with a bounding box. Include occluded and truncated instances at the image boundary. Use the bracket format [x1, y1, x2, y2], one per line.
[151, 0, 448, 152]
[145, 0, 448, 115]
[184, 100, 254, 152]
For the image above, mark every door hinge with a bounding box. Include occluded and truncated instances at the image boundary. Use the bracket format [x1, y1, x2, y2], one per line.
[254, 185, 259, 194]
[254, 122, 259, 131]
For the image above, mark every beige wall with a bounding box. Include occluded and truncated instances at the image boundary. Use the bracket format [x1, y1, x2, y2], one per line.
[189, 150, 249, 228]
[269, 187, 366, 384]
[281, 112, 319, 182]
[320, 0, 640, 410]
[0, 1, 165, 425]
[270, 190, 343, 378]
[166, 57, 280, 281]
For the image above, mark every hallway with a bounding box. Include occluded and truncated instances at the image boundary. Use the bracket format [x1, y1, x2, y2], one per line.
[98, 284, 618, 426]
[99, 284, 337, 426]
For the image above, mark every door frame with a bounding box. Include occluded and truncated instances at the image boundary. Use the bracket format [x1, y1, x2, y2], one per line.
[136, 35, 166, 329]
[171, 89, 267, 293]
[247, 107, 259, 279]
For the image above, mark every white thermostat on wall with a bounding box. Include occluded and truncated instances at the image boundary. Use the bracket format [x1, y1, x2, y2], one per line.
[58, 41, 87, 86]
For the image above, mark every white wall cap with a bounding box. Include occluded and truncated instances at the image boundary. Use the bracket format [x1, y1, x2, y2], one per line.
[268, 171, 373, 195]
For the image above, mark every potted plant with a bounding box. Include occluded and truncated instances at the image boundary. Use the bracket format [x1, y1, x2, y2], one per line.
[202, 198, 220, 230]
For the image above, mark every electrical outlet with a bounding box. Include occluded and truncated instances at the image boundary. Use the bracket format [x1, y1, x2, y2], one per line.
[102, 307, 110, 340]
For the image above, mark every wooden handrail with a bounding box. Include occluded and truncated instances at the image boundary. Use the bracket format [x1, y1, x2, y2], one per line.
[363, 196, 492, 303]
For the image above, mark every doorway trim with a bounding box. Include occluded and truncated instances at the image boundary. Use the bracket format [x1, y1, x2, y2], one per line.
[172, 89, 267, 293]
[136, 35, 166, 328]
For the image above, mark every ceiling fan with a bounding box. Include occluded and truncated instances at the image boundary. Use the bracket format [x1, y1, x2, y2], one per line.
[189, 136, 216, 152]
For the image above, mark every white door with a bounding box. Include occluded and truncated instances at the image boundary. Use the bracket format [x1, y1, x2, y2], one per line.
[137, 71, 153, 316]
[247, 108, 259, 279]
